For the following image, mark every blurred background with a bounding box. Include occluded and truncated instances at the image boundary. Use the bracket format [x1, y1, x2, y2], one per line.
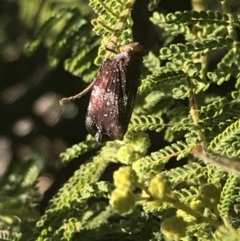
[0, 0, 93, 177]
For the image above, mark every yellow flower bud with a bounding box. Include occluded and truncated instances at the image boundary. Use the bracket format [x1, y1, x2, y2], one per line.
[117, 144, 142, 164]
[161, 216, 187, 241]
[113, 166, 138, 190]
[148, 174, 172, 201]
[109, 188, 136, 213]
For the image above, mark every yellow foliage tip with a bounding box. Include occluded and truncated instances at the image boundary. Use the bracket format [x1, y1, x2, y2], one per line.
[126, 0, 136, 8]
[119, 9, 131, 18]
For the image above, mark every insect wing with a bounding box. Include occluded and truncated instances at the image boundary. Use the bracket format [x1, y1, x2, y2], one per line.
[86, 43, 145, 142]
[86, 57, 128, 141]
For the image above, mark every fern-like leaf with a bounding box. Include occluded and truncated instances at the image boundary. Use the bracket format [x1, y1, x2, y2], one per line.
[210, 119, 240, 156]
[60, 135, 102, 163]
[160, 37, 234, 59]
[164, 162, 207, 185]
[133, 141, 195, 181]
[166, 11, 230, 26]
[139, 71, 186, 93]
[218, 174, 239, 218]
[129, 115, 164, 132]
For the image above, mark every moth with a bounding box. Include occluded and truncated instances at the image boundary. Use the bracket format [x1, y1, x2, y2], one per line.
[60, 42, 145, 142]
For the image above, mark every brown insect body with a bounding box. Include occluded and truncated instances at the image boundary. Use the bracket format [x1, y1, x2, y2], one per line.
[86, 43, 145, 142]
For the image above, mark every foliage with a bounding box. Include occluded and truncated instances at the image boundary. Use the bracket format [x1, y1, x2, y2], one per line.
[0, 155, 44, 241]
[3, 0, 240, 240]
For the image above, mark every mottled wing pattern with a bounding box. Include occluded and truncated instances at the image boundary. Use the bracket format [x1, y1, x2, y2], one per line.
[100, 56, 129, 139]
[86, 57, 128, 141]
[85, 43, 145, 142]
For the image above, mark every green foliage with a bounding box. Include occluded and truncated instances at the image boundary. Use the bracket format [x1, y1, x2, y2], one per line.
[0, 156, 44, 240]
[166, 11, 230, 26]
[218, 174, 239, 217]
[0, 231, 22, 241]
[129, 115, 164, 132]
[25, 7, 99, 82]
[31, 155, 114, 240]
[6, 0, 240, 240]
[90, 0, 138, 64]
[210, 119, 240, 156]
[60, 135, 102, 164]
[140, 71, 187, 93]
[164, 162, 207, 185]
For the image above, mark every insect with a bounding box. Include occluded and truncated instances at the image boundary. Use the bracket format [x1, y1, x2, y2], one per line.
[60, 42, 145, 142]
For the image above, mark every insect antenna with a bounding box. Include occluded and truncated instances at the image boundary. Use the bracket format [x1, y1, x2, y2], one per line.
[59, 41, 119, 106]
[59, 80, 96, 105]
